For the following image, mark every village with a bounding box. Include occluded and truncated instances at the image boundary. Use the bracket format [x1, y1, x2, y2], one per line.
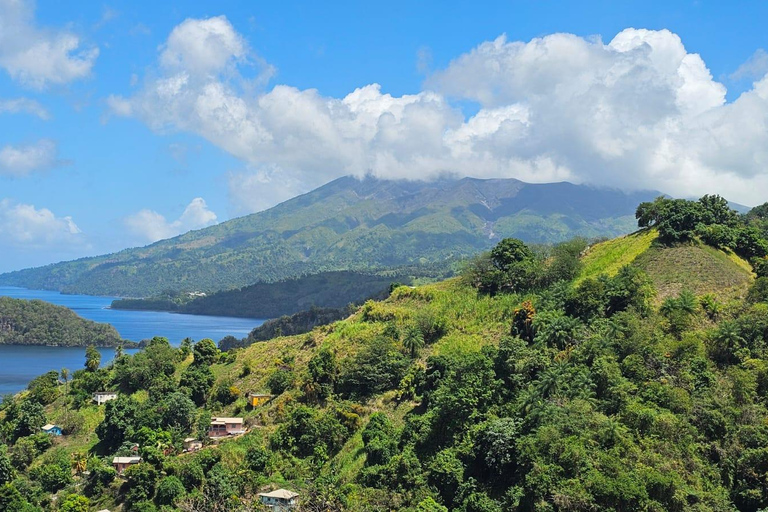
[37, 391, 299, 511]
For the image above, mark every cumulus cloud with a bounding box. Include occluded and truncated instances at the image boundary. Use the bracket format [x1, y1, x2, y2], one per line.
[110, 19, 768, 209]
[0, 0, 99, 89]
[0, 97, 50, 119]
[0, 139, 64, 177]
[125, 197, 218, 243]
[0, 199, 81, 247]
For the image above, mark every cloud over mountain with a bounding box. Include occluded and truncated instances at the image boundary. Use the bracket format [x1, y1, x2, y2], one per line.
[125, 197, 218, 243]
[109, 18, 768, 210]
[0, 199, 81, 247]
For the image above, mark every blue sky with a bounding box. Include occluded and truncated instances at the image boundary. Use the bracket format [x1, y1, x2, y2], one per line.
[1, 0, 767, 272]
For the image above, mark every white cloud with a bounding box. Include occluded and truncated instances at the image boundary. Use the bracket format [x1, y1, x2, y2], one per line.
[0, 139, 63, 177]
[125, 197, 218, 243]
[0, 199, 81, 247]
[0, 97, 50, 119]
[730, 49, 768, 83]
[111, 20, 768, 209]
[0, 0, 99, 89]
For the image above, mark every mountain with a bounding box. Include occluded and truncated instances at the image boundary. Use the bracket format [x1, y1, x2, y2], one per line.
[0, 176, 661, 297]
[0, 297, 127, 347]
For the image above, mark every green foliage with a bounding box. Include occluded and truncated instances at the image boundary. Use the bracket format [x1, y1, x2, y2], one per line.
[0, 446, 13, 485]
[266, 368, 294, 395]
[159, 392, 196, 432]
[179, 366, 215, 406]
[58, 494, 90, 512]
[0, 297, 125, 347]
[338, 337, 409, 398]
[192, 338, 219, 367]
[155, 476, 185, 507]
[95, 395, 139, 452]
[85, 345, 101, 372]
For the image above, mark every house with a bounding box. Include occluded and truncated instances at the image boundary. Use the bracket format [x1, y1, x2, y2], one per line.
[93, 391, 118, 405]
[248, 393, 273, 408]
[183, 437, 203, 452]
[41, 424, 62, 436]
[112, 456, 142, 474]
[258, 489, 299, 510]
[208, 417, 245, 437]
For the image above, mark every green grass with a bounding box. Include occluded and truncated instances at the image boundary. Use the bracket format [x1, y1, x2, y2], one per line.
[633, 242, 754, 302]
[578, 228, 658, 282]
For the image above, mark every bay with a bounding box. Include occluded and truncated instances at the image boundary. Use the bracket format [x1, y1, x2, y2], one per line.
[0, 286, 265, 397]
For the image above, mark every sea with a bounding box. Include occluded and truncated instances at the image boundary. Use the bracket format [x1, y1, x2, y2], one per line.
[0, 286, 265, 397]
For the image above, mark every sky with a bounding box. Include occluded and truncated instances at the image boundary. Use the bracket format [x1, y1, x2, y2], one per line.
[1, 0, 768, 272]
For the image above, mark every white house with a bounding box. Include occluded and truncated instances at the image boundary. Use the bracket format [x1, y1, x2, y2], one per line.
[258, 489, 299, 510]
[93, 391, 118, 405]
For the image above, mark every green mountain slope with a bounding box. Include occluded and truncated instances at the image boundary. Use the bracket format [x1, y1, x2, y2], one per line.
[8, 228, 768, 511]
[0, 297, 126, 347]
[0, 176, 659, 297]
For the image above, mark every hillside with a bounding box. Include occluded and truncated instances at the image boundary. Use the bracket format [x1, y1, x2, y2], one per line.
[579, 228, 754, 302]
[4, 232, 768, 511]
[0, 176, 659, 297]
[111, 269, 432, 319]
[0, 297, 127, 347]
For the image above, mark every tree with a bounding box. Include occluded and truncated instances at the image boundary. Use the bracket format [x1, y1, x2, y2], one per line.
[124, 462, 158, 505]
[85, 345, 101, 372]
[179, 337, 193, 361]
[402, 326, 425, 358]
[160, 392, 197, 431]
[0, 446, 14, 485]
[155, 475, 185, 507]
[60, 368, 70, 396]
[180, 366, 215, 406]
[490, 238, 534, 272]
[14, 400, 46, 439]
[192, 338, 219, 367]
[59, 494, 90, 512]
[96, 395, 138, 451]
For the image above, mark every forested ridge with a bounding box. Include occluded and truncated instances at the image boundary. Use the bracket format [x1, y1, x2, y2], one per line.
[3, 195, 768, 511]
[0, 297, 127, 348]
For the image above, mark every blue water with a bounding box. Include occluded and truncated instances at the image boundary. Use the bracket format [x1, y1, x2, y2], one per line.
[0, 286, 265, 397]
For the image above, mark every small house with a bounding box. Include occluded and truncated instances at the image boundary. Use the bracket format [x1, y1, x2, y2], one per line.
[248, 393, 273, 408]
[183, 437, 203, 452]
[208, 417, 245, 437]
[41, 424, 62, 436]
[93, 391, 118, 405]
[258, 489, 299, 510]
[112, 456, 142, 474]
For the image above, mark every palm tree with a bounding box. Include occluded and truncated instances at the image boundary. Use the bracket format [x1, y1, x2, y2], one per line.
[402, 326, 424, 358]
[60, 368, 69, 395]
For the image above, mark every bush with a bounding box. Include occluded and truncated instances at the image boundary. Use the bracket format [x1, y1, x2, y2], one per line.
[155, 476, 185, 507]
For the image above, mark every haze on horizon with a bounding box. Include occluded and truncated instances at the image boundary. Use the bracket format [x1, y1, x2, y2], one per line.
[1, 0, 768, 273]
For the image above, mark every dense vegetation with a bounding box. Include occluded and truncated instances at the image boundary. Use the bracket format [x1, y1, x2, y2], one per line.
[4, 195, 768, 511]
[0, 297, 128, 348]
[111, 270, 420, 319]
[0, 176, 657, 297]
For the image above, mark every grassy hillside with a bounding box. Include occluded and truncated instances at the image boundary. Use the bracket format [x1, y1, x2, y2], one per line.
[0, 176, 659, 297]
[633, 243, 754, 301]
[0, 297, 127, 347]
[579, 227, 754, 302]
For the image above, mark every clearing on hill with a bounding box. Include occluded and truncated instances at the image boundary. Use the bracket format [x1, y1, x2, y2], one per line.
[578, 228, 658, 282]
[632, 242, 754, 302]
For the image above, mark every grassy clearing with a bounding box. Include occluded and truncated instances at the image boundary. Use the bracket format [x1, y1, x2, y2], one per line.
[578, 228, 658, 282]
[633, 242, 754, 302]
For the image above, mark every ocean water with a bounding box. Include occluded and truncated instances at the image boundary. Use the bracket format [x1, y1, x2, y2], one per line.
[0, 287, 265, 396]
